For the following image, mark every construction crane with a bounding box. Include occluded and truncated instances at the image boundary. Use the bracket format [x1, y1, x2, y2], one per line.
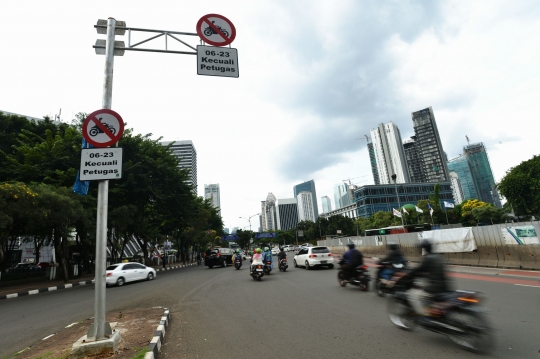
[342, 175, 369, 186]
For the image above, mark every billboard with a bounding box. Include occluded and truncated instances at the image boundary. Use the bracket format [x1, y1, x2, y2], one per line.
[501, 226, 539, 245]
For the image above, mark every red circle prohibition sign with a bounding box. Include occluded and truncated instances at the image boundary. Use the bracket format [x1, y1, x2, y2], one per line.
[82, 109, 125, 147]
[196, 14, 236, 47]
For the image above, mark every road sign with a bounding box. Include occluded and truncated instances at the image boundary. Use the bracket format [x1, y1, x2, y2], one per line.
[197, 45, 238, 78]
[196, 14, 236, 47]
[80, 148, 123, 180]
[82, 109, 124, 147]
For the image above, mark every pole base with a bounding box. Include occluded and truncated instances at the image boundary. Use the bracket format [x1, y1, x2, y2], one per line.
[86, 321, 113, 341]
[71, 330, 120, 358]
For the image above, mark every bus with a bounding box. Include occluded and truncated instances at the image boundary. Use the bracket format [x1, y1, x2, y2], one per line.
[364, 224, 432, 237]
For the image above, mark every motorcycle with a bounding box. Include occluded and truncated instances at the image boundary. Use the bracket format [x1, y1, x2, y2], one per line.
[250, 264, 264, 281]
[278, 258, 288, 272]
[374, 261, 407, 297]
[89, 118, 116, 137]
[387, 277, 493, 353]
[263, 261, 272, 275]
[337, 258, 370, 291]
[203, 21, 229, 37]
[234, 258, 242, 270]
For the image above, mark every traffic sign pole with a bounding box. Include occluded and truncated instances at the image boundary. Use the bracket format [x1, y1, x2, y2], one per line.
[87, 17, 117, 343]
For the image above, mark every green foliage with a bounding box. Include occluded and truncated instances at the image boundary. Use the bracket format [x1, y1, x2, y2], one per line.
[498, 155, 540, 216]
[472, 205, 508, 224]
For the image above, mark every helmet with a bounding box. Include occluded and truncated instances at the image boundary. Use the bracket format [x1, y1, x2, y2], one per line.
[256, 248, 262, 254]
[420, 239, 432, 254]
[388, 242, 399, 251]
[236, 249, 241, 253]
[264, 247, 269, 252]
[280, 247, 284, 252]
[347, 243, 355, 249]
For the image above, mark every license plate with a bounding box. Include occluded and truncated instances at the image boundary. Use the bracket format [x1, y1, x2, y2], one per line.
[320, 261, 327, 264]
[256, 269, 263, 271]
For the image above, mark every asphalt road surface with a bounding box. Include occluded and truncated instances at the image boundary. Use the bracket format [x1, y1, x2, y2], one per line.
[1, 253, 539, 358]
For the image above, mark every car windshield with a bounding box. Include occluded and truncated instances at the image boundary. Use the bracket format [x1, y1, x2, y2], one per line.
[106, 265, 120, 270]
[312, 247, 330, 254]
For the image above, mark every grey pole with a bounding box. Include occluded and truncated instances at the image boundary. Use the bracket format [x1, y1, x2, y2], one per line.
[392, 174, 405, 227]
[89, 17, 116, 342]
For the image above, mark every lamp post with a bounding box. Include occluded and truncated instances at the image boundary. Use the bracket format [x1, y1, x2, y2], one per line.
[240, 213, 260, 245]
[391, 174, 405, 227]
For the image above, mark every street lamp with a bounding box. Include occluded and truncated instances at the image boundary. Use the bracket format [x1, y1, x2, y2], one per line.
[391, 174, 405, 227]
[240, 213, 260, 246]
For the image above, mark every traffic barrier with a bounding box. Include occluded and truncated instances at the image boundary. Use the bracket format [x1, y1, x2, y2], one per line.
[518, 246, 539, 270]
[501, 246, 521, 269]
[447, 252, 463, 265]
[529, 246, 540, 270]
[476, 246, 499, 267]
[461, 251, 480, 266]
[495, 246, 506, 268]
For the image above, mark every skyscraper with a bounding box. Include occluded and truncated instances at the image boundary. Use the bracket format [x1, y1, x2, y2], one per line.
[276, 198, 299, 230]
[297, 191, 315, 222]
[321, 196, 332, 214]
[261, 193, 278, 231]
[403, 136, 425, 183]
[447, 155, 478, 201]
[366, 136, 381, 185]
[160, 140, 197, 190]
[411, 107, 449, 182]
[463, 142, 501, 207]
[204, 184, 221, 215]
[449, 171, 464, 205]
[293, 180, 318, 220]
[333, 183, 352, 210]
[370, 122, 410, 184]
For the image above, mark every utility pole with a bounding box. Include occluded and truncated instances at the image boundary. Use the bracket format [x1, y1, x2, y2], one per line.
[391, 174, 405, 227]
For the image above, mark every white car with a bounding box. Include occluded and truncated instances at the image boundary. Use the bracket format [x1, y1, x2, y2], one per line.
[283, 245, 293, 252]
[106, 262, 156, 286]
[271, 247, 280, 256]
[294, 246, 334, 270]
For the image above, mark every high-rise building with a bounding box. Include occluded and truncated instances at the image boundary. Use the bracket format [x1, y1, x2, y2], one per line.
[261, 193, 278, 232]
[321, 196, 332, 214]
[403, 136, 425, 183]
[297, 191, 316, 222]
[333, 183, 352, 210]
[276, 198, 299, 230]
[447, 155, 478, 201]
[231, 227, 238, 234]
[463, 142, 501, 207]
[366, 136, 381, 185]
[224, 228, 229, 234]
[449, 171, 464, 205]
[204, 184, 221, 215]
[160, 140, 197, 190]
[370, 122, 410, 184]
[293, 180, 319, 220]
[411, 107, 449, 183]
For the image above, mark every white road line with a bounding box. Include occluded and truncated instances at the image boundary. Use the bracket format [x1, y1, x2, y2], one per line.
[65, 322, 78, 328]
[42, 334, 55, 341]
[514, 284, 540, 288]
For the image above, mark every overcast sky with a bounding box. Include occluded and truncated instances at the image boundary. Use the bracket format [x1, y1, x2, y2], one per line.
[2, 0, 539, 231]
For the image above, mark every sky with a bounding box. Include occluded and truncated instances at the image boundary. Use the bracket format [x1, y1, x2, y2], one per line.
[2, 0, 539, 232]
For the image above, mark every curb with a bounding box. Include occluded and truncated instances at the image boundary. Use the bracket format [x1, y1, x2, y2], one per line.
[145, 308, 170, 359]
[0, 263, 197, 301]
[0, 279, 96, 301]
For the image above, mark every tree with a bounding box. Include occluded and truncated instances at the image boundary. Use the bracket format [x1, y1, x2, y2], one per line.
[460, 199, 489, 226]
[498, 155, 540, 217]
[472, 206, 507, 225]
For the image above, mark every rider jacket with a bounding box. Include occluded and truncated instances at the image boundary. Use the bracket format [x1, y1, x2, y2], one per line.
[379, 249, 406, 266]
[407, 253, 450, 294]
[277, 251, 286, 260]
[262, 251, 273, 264]
[343, 249, 363, 267]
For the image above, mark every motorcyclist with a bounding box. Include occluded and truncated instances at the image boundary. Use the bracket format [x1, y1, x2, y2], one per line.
[262, 247, 273, 269]
[250, 248, 263, 272]
[233, 249, 243, 266]
[398, 239, 451, 320]
[377, 242, 407, 281]
[277, 247, 287, 267]
[342, 243, 363, 281]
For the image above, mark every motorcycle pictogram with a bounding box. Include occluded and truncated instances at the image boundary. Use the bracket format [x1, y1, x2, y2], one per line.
[89, 118, 116, 137]
[203, 21, 229, 37]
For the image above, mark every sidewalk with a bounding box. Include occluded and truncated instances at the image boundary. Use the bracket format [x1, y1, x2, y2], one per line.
[0, 261, 197, 300]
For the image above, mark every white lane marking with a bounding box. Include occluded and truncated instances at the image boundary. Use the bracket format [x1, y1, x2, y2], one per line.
[42, 334, 55, 340]
[514, 284, 540, 288]
[65, 322, 78, 328]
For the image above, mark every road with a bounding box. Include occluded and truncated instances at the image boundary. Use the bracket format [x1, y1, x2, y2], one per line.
[1, 253, 539, 358]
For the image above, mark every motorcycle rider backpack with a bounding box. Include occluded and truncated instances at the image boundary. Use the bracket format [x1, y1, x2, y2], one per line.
[351, 249, 363, 267]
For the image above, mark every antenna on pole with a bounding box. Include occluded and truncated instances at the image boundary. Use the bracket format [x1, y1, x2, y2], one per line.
[466, 135, 470, 145]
